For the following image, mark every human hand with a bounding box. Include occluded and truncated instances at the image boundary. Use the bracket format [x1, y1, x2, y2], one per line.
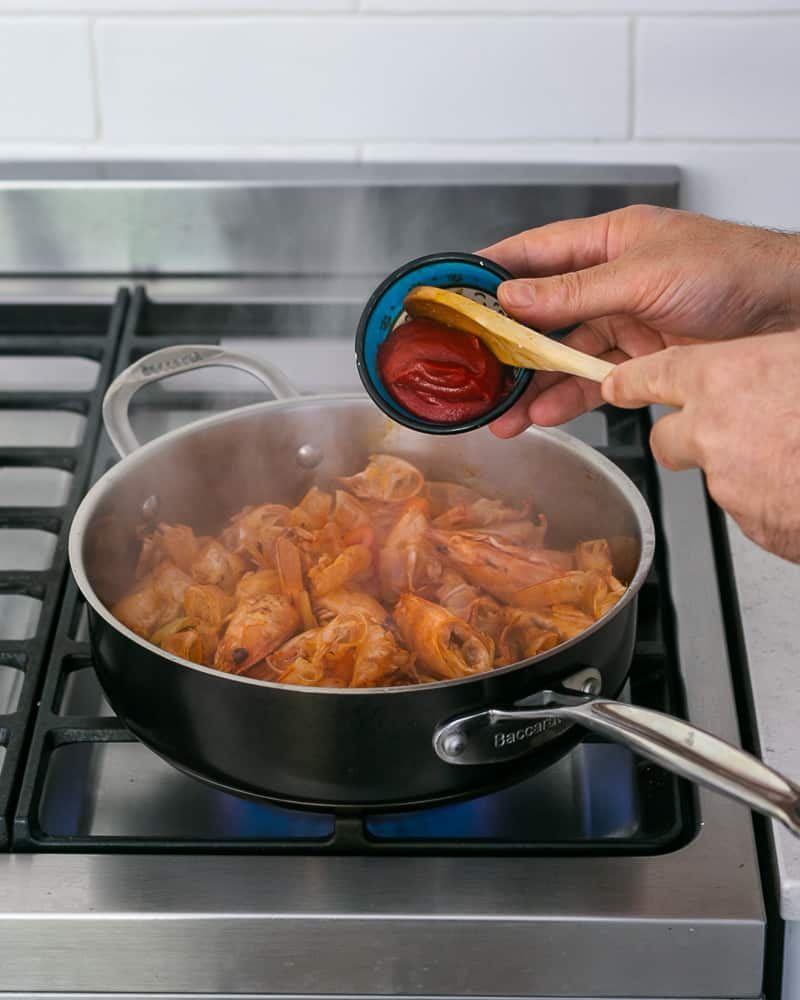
[602, 332, 800, 563]
[480, 206, 800, 436]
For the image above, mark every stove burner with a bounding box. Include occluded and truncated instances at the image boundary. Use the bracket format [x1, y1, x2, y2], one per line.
[5, 289, 693, 855]
[0, 295, 127, 847]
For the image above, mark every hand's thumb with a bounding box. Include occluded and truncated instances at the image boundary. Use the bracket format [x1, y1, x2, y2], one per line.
[497, 260, 633, 329]
[600, 346, 690, 409]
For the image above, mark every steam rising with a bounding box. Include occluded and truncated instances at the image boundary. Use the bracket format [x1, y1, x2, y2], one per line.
[85, 399, 641, 608]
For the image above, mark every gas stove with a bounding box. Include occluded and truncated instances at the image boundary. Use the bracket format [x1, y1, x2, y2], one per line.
[0, 163, 771, 999]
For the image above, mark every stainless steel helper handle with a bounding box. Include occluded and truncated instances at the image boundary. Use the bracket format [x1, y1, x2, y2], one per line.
[434, 692, 800, 837]
[103, 344, 300, 458]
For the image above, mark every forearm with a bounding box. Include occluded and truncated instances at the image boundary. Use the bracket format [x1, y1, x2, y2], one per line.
[774, 231, 800, 331]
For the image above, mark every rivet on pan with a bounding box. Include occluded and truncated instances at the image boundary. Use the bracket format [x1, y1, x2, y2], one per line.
[562, 666, 602, 696]
[296, 444, 323, 469]
[442, 734, 466, 758]
[141, 494, 159, 520]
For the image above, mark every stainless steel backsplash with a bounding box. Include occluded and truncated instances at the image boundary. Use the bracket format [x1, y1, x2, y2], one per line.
[0, 161, 679, 276]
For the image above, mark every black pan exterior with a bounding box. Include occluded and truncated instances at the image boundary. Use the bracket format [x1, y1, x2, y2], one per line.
[88, 595, 637, 810]
[73, 393, 653, 811]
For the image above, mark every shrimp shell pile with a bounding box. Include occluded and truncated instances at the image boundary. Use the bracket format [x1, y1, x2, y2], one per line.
[111, 454, 627, 688]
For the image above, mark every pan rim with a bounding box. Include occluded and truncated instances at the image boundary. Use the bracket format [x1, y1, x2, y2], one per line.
[69, 393, 655, 697]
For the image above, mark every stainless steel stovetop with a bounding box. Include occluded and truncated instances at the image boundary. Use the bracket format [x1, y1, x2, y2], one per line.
[0, 163, 768, 1000]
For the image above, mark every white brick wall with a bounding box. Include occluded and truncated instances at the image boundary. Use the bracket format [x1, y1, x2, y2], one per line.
[0, 4, 799, 229]
[96, 17, 628, 142]
[637, 17, 800, 139]
[0, 18, 93, 140]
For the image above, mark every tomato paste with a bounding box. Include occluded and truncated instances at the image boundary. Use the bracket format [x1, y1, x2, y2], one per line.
[377, 318, 510, 424]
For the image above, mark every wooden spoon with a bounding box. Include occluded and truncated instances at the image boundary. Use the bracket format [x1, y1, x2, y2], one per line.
[403, 285, 614, 383]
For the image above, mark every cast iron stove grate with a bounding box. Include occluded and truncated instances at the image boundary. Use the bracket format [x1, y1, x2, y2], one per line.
[13, 289, 694, 854]
[0, 294, 128, 848]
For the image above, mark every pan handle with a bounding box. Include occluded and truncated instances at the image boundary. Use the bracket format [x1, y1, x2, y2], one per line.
[433, 693, 800, 837]
[103, 344, 300, 458]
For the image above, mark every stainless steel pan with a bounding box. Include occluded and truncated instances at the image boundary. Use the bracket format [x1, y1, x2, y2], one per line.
[67, 345, 800, 831]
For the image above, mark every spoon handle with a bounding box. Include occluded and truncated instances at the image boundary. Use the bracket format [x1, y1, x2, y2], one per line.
[460, 302, 615, 382]
[521, 334, 615, 383]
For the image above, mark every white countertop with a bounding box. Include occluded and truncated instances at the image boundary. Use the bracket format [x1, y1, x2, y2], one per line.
[727, 516, 800, 919]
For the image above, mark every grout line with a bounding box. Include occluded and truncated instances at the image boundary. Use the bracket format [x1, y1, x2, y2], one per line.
[354, 8, 800, 15]
[0, 6, 360, 13]
[359, 136, 800, 146]
[4, 139, 800, 152]
[0, 143, 362, 154]
[628, 15, 636, 141]
[0, 136, 800, 156]
[618, 136, 800, 144]
[87, 16, 102, 143]
[356, 136, 800, 146]
[0, 6, 362, 13]
[3, 8, 800, 16]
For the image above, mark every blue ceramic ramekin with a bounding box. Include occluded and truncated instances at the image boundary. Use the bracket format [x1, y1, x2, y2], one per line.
[355, 252, 532, 435]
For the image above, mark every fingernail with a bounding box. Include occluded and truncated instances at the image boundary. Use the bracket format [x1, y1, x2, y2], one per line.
[500, 281, 535, 308]
[601, 373, 617, 405]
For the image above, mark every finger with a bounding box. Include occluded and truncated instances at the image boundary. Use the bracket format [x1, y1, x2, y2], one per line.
[601, 347, 695, 409]
[529, 349, 629, 426]
[649, 410, 700, 471]
[489, 378, 541, 438]
[490, 364, 577, 438]
[479, 212, 615, 277]
[553, 321, 615, 358]
[491, 324, 628, 435]
[531, 378, 605, 427]
[500, 321, 624, 428]
[497, 258, 638, 331]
